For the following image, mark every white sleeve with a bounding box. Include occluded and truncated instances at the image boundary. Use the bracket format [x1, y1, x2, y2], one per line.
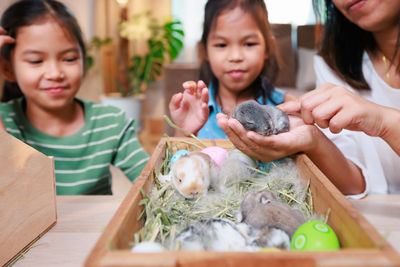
[313, 55, 388, 198]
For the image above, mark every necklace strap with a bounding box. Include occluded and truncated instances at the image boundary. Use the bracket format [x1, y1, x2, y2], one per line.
[382, 54, 392, 87]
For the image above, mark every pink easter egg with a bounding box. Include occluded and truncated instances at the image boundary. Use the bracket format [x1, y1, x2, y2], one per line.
[201, 146, 228, 167]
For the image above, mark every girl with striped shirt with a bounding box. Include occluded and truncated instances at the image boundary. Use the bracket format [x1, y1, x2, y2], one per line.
[0, 0, 149, 194]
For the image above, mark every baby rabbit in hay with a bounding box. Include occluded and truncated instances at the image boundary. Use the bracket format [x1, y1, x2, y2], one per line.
[232, 100, 289, 135]
[172, 188, 306, 251]
[172, 217, 289, 251]
[172, 218, 250, 251]
[167, 151, 220, 198]
[160, 149, 257, 198]
[238, 189, 306, 242]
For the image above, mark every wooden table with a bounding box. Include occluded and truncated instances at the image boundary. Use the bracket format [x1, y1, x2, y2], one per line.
[12, 194, 400, 267]
[13, 196, 124, 267]
[350, 195, 400, 253]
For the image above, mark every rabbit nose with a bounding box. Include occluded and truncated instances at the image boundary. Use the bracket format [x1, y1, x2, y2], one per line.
[191, 191, 199, 196]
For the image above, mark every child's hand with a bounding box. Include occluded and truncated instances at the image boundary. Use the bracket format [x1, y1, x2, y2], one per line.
[0, 26, 15, 54]
[279, 83, 388, 138]
[0, 27, 15, 72]
[217, 113, 319, 162]
[169, 80, 209, 136]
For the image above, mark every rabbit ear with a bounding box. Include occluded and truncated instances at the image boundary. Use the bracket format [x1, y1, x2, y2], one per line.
[158, 173, 171, 184]
[237, 211, 244, 222]
[261, 197, 271, 204]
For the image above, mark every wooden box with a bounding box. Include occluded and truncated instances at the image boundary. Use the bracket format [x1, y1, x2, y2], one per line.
[0, 131, 57, 266]
[86, 138, 399, 267]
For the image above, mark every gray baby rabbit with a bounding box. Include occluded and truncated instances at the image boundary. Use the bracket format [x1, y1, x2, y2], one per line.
[238, 189, 305, 238]
[232, 100, 289, 135]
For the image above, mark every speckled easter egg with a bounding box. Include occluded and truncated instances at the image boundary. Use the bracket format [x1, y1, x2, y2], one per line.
[201, 146, 228, 167]
[291, 220, 340, 251]
[169, 149, 189, 167]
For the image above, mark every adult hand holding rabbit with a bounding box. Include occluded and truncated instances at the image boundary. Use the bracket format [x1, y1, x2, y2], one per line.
[280, 83, 400, 156]
[216, 110, 365, 195]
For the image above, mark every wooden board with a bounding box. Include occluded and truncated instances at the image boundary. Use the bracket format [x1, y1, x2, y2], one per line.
[0, 131, 57, 266]
[85, 138, 400, 267]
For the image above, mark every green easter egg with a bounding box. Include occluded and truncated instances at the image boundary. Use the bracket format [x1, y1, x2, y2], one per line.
[291, 220, 340, 251]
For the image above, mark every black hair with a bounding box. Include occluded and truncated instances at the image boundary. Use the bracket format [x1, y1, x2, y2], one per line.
[199, 0, 280, 104]
[1, 0, 87, 102]
[313, 0, 400, 90]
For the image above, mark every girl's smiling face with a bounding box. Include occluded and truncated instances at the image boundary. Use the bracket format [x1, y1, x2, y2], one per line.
[206, 6, 267, 95]
[9, 17, 83, 111]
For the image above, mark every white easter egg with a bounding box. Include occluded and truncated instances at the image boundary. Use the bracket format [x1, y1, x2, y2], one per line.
[131, 241, 165, 253]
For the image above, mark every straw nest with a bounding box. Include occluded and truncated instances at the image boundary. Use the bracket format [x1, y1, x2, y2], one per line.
[132, 139, 314, 249]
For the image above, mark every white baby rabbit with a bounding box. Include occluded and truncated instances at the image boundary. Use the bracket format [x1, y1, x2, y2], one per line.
[172, 218, 252, 251]
[236, 223, 291, 249]
[169, 151, 219, 198]
[217, 149, 258, 187]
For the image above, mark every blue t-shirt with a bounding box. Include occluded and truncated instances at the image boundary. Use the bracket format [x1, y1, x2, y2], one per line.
[197, 82, 285, 139]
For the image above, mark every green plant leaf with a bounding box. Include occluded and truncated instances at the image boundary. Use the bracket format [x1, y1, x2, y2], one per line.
[86, 56, 94, 69]
[112, 12, 185, 96]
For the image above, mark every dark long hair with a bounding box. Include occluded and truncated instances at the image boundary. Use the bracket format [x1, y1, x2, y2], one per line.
[313, 0, 400, 90]
[199, 0, 281, 104]
[1, 0, 87, 102]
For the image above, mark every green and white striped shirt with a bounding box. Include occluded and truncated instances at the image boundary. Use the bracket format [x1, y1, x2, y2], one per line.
[0, 98, 149, 195]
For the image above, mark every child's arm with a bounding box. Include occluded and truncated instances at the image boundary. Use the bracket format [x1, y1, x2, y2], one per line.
[0, 117, 4, 130]
[216, 113, 365, 195]
[113, 119, 149, 182]
[168, 80, 209, 136]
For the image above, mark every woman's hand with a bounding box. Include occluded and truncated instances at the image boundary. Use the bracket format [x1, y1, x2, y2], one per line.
[280, 82, 400, 156]
[217, 108, 366, 195]
[169, 80, 209, 136]
[279, 83, 388, 137]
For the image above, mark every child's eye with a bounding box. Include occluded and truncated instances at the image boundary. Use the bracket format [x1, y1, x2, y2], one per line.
[214, 43, 226, 48]
[244, 42, 257, 47]
[64, 57, 78, 62]
[28, 60, 43, 64]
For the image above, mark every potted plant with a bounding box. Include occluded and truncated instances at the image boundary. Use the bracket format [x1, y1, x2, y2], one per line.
[100, 11, 184, 131]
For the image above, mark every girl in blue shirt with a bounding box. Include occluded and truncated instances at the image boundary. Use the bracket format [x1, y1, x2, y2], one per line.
[169, 0, 294, 139]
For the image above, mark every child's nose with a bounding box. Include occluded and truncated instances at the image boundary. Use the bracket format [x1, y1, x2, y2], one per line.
[44, 62, 65, 80]
[228, 46, 243, 62]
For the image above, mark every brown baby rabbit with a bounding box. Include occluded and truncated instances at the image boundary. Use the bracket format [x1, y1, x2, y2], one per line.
[170, 151, 219, 198]
[238, 189, 305, 237]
